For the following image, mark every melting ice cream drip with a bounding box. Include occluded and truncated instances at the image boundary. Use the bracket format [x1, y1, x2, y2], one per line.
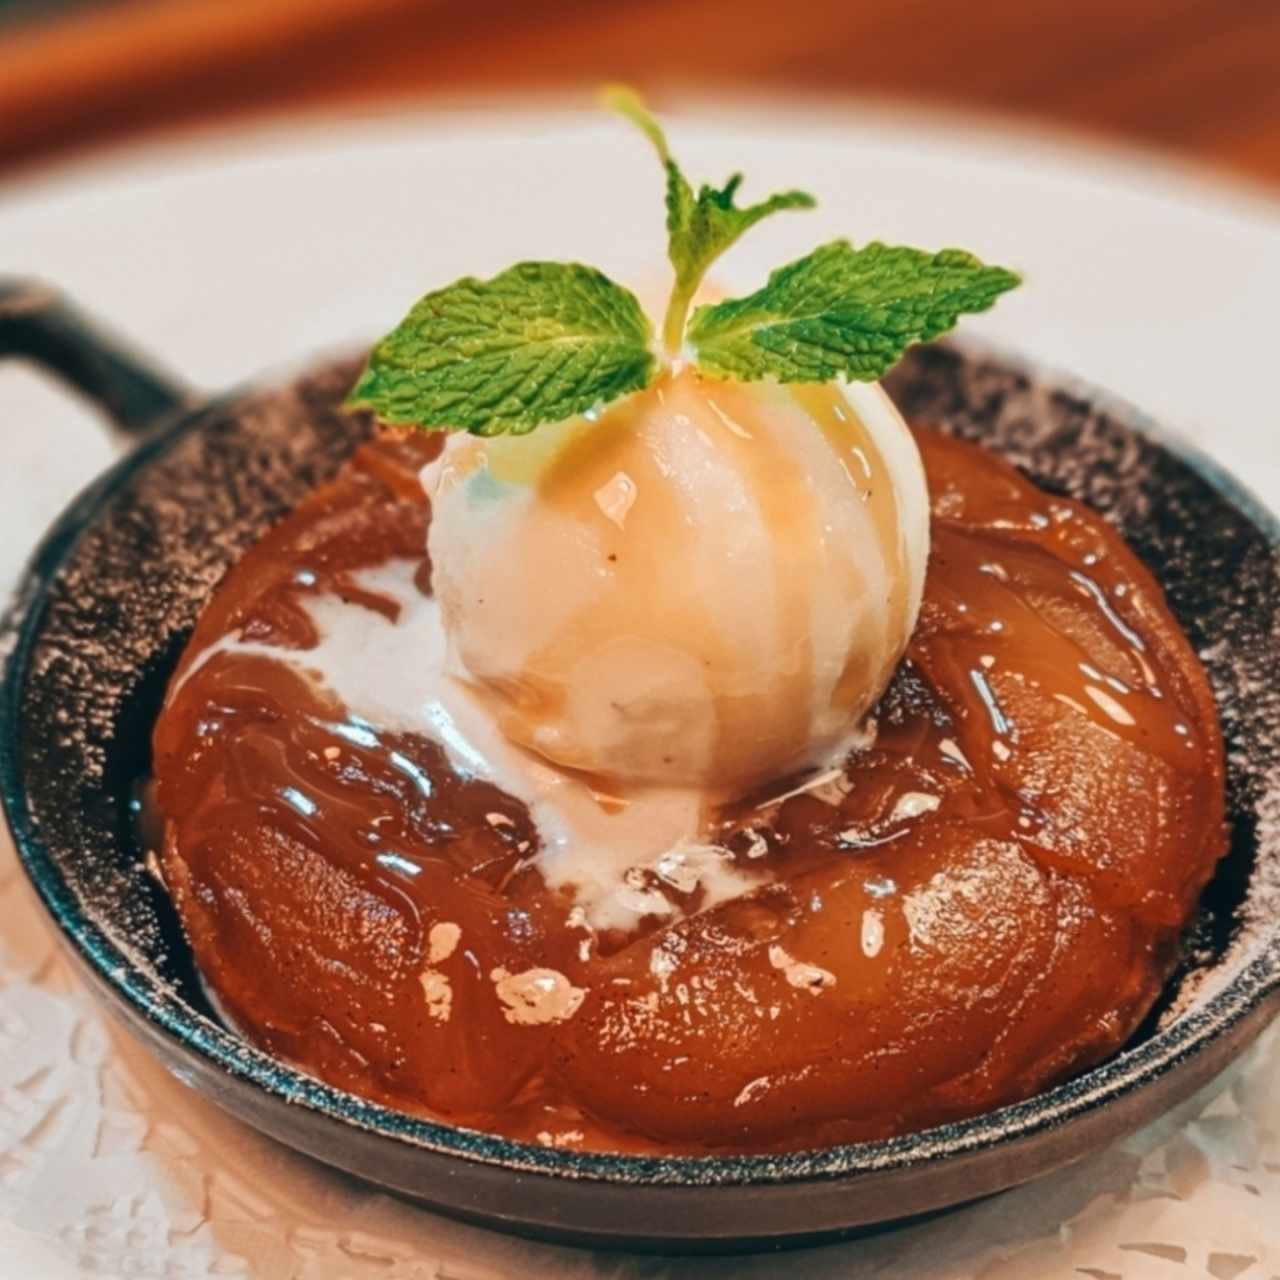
[176, 374, 930, 929]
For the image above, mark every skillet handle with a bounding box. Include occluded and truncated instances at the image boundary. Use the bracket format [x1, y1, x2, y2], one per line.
[0, 279, 192, 437]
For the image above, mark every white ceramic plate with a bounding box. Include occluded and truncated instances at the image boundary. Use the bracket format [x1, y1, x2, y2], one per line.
[2, 99, 1279, 1279]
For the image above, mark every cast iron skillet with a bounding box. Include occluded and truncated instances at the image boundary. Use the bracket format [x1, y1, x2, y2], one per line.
[2, 278, 1279, 1255]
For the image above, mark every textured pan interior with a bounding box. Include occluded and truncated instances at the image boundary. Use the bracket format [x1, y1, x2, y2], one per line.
[2, 341, 1278, 1205]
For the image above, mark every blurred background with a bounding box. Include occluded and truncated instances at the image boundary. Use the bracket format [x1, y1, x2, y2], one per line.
[1, 0, 1279, 183]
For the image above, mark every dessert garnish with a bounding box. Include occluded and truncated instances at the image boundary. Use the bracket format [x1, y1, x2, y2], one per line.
[346, 87, 1020, 437]
[150, 89, 1225, 1156]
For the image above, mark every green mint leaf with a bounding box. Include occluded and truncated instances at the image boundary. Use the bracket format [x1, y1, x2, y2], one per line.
[347, 261, 656, 436]
[688, 239, 1021, 383]
[604, 85, 815, 353]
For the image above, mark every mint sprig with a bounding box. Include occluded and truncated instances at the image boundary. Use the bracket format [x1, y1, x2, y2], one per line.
[348, 88, 1021, 438]
[688, 239, 1021, 383]
[602, 85, 815, 354]
[347, 262, 654, 436]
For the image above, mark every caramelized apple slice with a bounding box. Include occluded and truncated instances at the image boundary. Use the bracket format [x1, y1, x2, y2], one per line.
[556, 826, 1146, 1145]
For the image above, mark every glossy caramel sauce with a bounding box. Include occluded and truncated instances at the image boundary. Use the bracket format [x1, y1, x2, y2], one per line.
[151, 419, 1225, 1154]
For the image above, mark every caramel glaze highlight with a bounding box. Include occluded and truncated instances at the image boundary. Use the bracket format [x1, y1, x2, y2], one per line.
[151, 419, 1225, 1154]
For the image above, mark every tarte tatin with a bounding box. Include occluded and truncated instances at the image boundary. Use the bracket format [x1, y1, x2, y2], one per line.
[151, 389, 1223, 1154]
[149, 91, 1224, 1155]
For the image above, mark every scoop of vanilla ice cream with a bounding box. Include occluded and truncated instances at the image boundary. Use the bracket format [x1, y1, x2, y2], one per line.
[422, 369, 929, 795]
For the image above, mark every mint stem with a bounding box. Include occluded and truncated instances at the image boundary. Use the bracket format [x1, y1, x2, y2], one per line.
[662, 280, 696, 356]
[603, 86, 816, 362]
